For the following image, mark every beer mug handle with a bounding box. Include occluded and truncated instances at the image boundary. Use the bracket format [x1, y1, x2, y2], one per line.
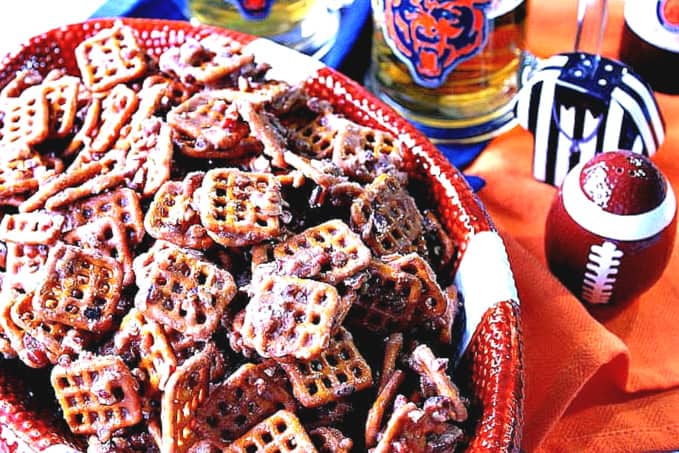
[574, 0, 608, 57]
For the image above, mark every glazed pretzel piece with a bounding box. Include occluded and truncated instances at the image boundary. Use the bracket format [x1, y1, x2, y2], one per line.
[63, 216, 135, 286]
[61, 187, 146, 247]
[372, 395, 464, 453]
[226, 410, 318, 453]
[0, 69, 43, 99]
[0, 84, 50, 146]
[158, 35, 255, 85]
[135, 246, 236, 340]
[408, 344, 468, 422]
[346, 259, 422, 334]
[19, 151, 127, 213]
[216, 79, 297, 110]
[272, 220, 371, 285]
[0, 289, 50, 368]
[144, 172, 214, 251]
[168, 91, 260, 160]
[114, 309, 177, 393]
[132, 240, 204, 285]
[364, 369, 405, 448]
[236, 99, 288, 168]
[32, 242, 123, 334]
[241, 275, 342, 360]
[379, 332, 404, 392]
[280, 327, 373, 408]
[51, 353, 143, 441]
[196, 361, 296, 446]
[437, 284, 461, 345]
[75, 22, 148, 92]
[4, 242, 50, 293]
[10, 291, 91, 365]
[385, 253, 448, 320]
[0, 211, 64, 245]
[198, 168, 283, 247]
[309, 427, 353, 453]
[422, 209, 456, 272]
[43, 74, 80, 138]
[329, 115, 406, 184]
[124, 116, 173, 198]
[350, 174, 428, 257]
[0, 146, 64, 196]
[89, 83, 140, 153]
[161, 343, 213, 453]
[286, 111, 340, 160]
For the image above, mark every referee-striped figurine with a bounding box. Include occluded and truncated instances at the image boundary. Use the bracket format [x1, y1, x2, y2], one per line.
[515, 52, 665, 187]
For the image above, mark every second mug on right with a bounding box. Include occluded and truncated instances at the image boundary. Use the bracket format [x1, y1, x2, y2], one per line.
[366, 0, 528, 144]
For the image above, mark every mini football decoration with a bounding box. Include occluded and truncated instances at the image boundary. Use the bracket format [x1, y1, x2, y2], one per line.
[545, 150, 676, 305]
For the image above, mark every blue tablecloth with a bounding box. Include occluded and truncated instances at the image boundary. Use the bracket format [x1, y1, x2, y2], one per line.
[92, 0, 485, 191]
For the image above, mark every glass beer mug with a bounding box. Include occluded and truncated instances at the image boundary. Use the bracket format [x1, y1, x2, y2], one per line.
[186, 0, 340, 57]
[366, 0, 528, 144]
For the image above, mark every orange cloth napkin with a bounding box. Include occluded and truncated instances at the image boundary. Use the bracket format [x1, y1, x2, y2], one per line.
[467, 1, 679, 451]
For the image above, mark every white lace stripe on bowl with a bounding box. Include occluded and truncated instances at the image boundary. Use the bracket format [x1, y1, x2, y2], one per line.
[455, 231, 519, 355]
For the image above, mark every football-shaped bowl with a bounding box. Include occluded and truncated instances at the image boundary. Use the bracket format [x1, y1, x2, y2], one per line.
[0, 18, 522, 452]
[546, 150, 676, 305]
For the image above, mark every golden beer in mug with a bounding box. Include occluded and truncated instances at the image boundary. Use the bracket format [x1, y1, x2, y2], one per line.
[366, 0, 528, 143]
[187, 0, 340, 56]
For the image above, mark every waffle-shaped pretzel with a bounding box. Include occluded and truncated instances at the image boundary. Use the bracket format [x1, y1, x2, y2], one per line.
[365, 370, 404, 448]
[4, 242, 49, 293]
[135, 246, 236, 339]
[44, 75, 80, 138]
[64, 216, 134, 286]
[20, 151, 126, 213]
[330, 118, 404, 184]
[280, 327, 373, 408]
[32, 243, 123, 334]
[168, 91, 256, 159]
[227, 310, 257, 359]
[346, 260, 421, 334]
[0, 212, 64, 245]
[0, 148, 63, 196]
[144, 172, 213, 251]
[132, 240, 203, 285]
[287, 112, 339, 159]
[372, 396, 463, 453]
[51, 354, 142, 441]
[114, 309, 177, 393]
[158, 35, 254, 85]
[386, 253, 448, 320]
[215, 80, 294, 110]
[62, 187, 145, 246]
[160, 343, 212, 453]
[408, 344, 467, 422]
[62, 96, 102, 158]
[350, 174, 427, 257]
[309, 427, 353, 453]
[10, 291, 90, 364]
[273, 220, 370, 285]
[125, 117, 173, 198]
[90, 84, 139, 153]
[199, 168, 282, 247]
[227, 410, 317, 453]
[197, 362, 296, 446]
[75, 22, 147, 92]
[241, 276, 341, 360]
[0, 84, 49, 146]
